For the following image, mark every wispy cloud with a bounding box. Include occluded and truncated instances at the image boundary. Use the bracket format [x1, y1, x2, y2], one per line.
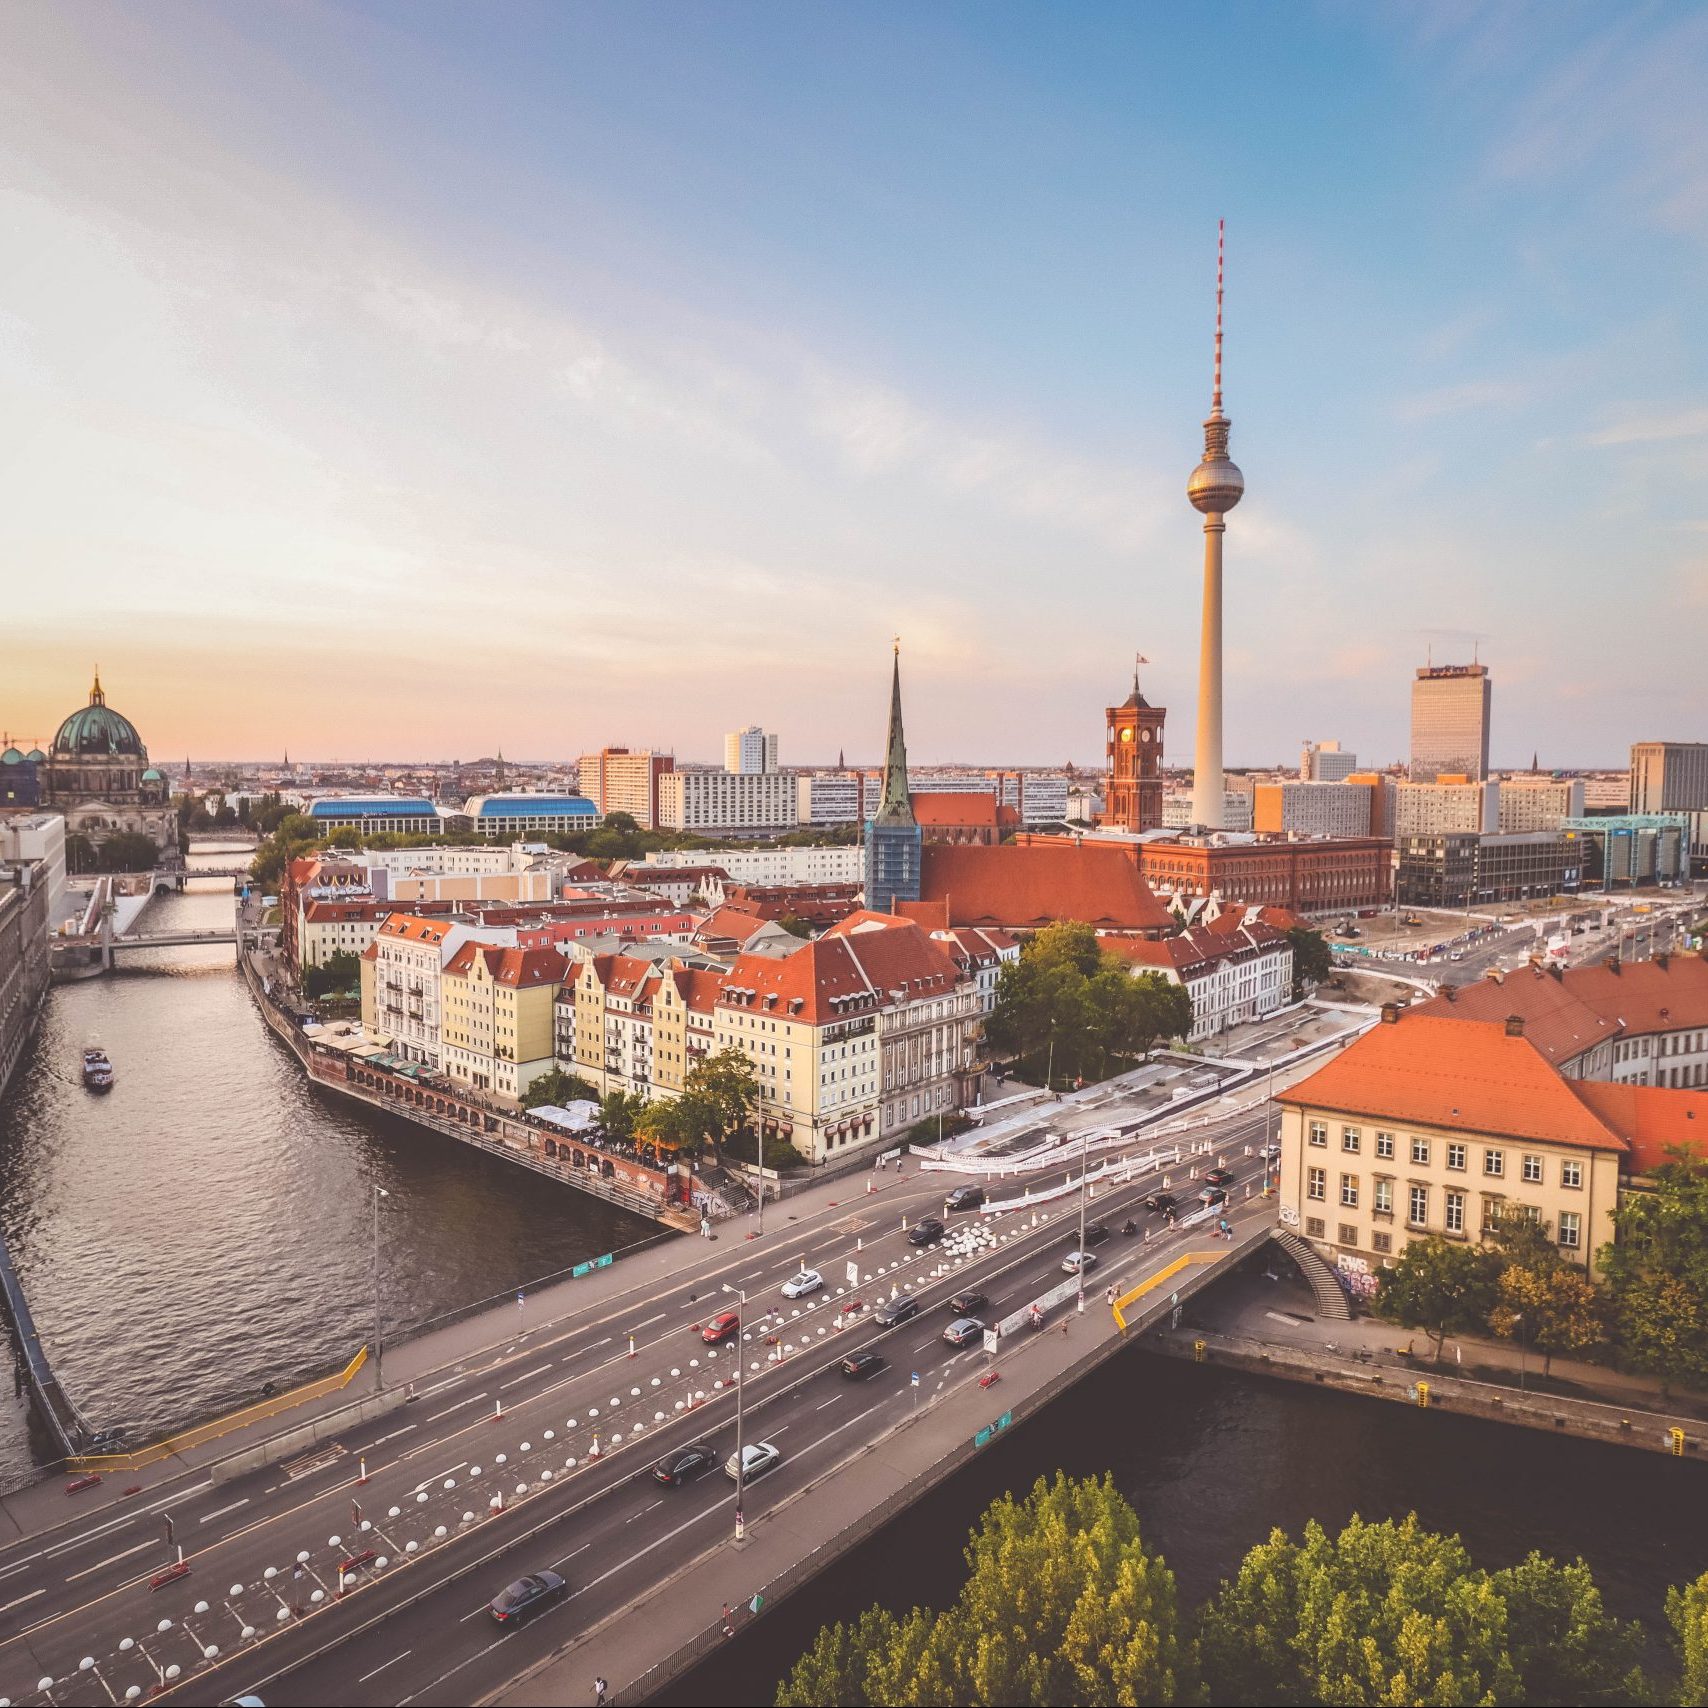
[1392, 379, 1530, 423]
[1587, 407, 1708, 447]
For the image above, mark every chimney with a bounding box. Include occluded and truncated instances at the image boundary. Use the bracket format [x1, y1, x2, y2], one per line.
[1658, 951, 1670, 970]
[1548, 962, 1564, 982]
[1609, 956, 1621, 976]
[1380, 1002, 1401, 1025]
[1443, 984, 1457, 1003]
[1505, 1014, 1525, 1038]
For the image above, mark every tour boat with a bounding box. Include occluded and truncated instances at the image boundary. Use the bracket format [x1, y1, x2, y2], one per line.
[81, 1047, 114, 1092]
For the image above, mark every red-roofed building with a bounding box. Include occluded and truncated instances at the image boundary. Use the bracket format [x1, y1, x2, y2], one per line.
[1099, 911, 1291, 1041]
[358, 912, 519, 1069]
[908, 791, 1017, 845]
[909, 841, 1171, 937]
[1279, 1003, 1708, 1282]
[441, 942, 568, 1098]
[280, 853, 372, 975]
[715, 916, 981, 1162]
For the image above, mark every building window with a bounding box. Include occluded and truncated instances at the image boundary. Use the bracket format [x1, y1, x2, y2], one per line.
[1307, 1167, 1326, 1201]
[1410, 1137, 1430, 1166]
[1340, 1174, 1359, 1208]
[1342, 1126, 1361, 1153]
[1446, 1143, 1466, 1171]
[1561, 1159, 1583, 1190]
[1559, 1211, 1581, 1250]
[1408, 1185, 1428, 1227]
[1372, 1230, 1392, 1255]
[1339, 1223, 1359, 1246]
[1375, 1131, 1394, 1160]
[1305, 1216, 1325, 1239]
[1444, 1191, 1465, 1235]
[1308, 1121, 1327, 1147]
[1483, 1149, 1505, 1177]
[1373, 1178, 1393, 1214]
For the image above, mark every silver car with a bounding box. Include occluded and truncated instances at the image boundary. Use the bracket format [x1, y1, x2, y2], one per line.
[942, 1317, 984, 1348]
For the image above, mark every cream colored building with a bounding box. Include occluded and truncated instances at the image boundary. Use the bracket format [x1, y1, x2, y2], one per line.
[1278, 1010, 1627, 1278]
[440, 942, 565, 1099]
[359, 912, 515, 1068]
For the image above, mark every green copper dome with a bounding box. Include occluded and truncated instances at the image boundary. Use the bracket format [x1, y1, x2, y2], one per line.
[53, 673, 145, 759]
[141, 766, 163, 781]
[1, 748, 22, 765]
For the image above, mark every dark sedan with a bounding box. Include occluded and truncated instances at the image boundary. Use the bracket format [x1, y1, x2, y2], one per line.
[652, 1442, 718, 1486]
[1203, 1167, 1237, 1188]
[947, 1290, 988, 1316]
[1145, 1192, 1179, 1215]
[1082, 1222, 1111, 1246]
[907, 1218, 945, 1247]
[840, 1351, 885, 1380]
[489, 1570, 567, 1624]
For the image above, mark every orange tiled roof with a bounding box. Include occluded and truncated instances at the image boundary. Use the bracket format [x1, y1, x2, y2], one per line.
[376, 912, 451, 945]
[918, 842, 1170, 933]
[909, 791, 1000, 828]
[694, 902, 774, 945]
[1571, 1081, 1708, 1176]
[673, 967, 725, 1015]
[719, 919, 961, 1025]
[1280, 1013, 1628, 1152]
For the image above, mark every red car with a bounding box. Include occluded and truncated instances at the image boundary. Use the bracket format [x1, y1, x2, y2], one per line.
[702, 1310, 740, 1345]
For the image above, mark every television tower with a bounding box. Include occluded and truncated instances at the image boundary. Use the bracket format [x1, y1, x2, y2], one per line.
[1187, 220, 1244, 829]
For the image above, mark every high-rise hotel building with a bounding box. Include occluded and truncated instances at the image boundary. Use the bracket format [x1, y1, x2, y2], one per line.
[1410, 663, 1491, 782]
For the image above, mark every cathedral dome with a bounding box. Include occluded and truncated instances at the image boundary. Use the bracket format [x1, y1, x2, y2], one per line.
[53, 674, 145, 759]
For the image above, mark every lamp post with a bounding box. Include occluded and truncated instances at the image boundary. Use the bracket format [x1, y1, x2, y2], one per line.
[1513, 1312, 1528, 1392]
[723, 1282, 747, 1541]
[372, 1185, 389, 1392]
[1076, 1127, 1089, 1312]
[755, 1081, 766, 1238]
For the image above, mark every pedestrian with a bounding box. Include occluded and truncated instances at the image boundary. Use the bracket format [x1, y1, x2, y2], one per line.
[1105, 1285, 1115, 1306]
[594, 1677, 609, 1707]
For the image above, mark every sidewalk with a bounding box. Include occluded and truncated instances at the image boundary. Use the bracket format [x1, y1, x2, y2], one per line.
[1192, 1267, 1708, 1422]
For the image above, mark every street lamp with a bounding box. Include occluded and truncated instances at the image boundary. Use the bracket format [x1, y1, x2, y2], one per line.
[722, 1282, 748, 1541]
[755, 1082, 766, 1239]
[1513, 1312, 1527, 1392]
[372, 1185, 389, 1392]
[1076, 1127, 1089, 1312]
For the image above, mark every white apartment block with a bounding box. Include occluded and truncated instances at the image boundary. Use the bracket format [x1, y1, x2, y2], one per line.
[644, 845, 865, 887]
[724, 726, 779, 774]
[1392, 778, 1499, 838]
[797, 771, 870, 825]
[659, 770, 799, 834]
[1497, 778, 1586, 834]
[1300, 740, 1359, 782]
[358, 845, 522, 879]
[1254, 781, 1373, 838]
[1164, 790, 1255, 832]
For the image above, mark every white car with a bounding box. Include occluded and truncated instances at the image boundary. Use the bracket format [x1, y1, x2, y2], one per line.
[781, 1268, 824, 1299]
[725, 1441, 782, 1483]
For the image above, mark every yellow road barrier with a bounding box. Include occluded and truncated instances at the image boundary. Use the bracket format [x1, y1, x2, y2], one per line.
[67, 1347, 369, 1474]
[1111, 1253, 1224, 1333]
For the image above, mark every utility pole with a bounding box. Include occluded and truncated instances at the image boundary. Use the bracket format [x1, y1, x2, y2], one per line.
[372, 1184, 389, 1391]
[723, 1283, 747, 1541]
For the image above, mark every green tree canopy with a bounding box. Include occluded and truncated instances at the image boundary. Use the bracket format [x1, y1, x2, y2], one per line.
[520, 1067, 600, 1111]
[1199, 1513, 1644, 1707]
[684, 1047, 759, 1165]
[1376, 1236, 1502, 1363]
[776, 1473, 1190, 1707]
[1286, 926, 1331, 998]
[1600, 1154, 1708, 1391]
[302, 949, 362, 1001]
[1669, 1569, 1708, 1707]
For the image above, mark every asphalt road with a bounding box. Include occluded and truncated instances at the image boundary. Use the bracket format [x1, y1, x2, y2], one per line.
[0, 1104, 1269, 1708]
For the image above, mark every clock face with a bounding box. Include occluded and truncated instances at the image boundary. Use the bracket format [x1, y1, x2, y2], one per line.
[1141, 729, 1153, 743]
[1119, 728, 1134, 743]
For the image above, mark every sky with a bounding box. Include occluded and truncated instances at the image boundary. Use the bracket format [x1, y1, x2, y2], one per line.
[1, 2, 1705, 771]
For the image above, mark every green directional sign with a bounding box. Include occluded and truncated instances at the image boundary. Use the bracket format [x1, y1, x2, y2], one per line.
[594, 1253, 614, 1269]
[572, 1261, 591, 1279]
[974, 1426, 993, 1448]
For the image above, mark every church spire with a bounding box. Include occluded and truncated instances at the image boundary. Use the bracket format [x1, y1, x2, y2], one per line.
[872, 638, 914, 824]
[90, 667, 105, 708]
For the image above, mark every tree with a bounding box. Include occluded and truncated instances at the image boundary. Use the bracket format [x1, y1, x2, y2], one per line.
[63, 832, 97, 875]
[1376, 1236, 1501, 1363]
[520, 1068, 600, 1111]
[1668, 1569, 1708, 1707]
[97, 832, 159, 872]
[1200, 1514, 1644, 1707]
[683, 1048, 759, 1167]
[302, 950, 362, 1000]
[1490, 1258, 1602, 1377]
[1600, 1154, 1708, 1390]
[597, 1090, 645, 1144]
[1286, 926, 1331, 1000]
[775, 1473, 1190, 1707]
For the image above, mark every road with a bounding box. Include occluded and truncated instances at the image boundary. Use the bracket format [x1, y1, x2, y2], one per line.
[0, 1104, 1271, 1707]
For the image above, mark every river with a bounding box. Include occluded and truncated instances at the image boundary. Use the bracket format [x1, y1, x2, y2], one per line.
[0, 844, 656, 1492]
[662, 1344, 1708, 1704]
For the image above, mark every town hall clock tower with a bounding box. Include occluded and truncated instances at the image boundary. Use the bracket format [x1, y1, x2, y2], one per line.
[1104, 657, 1165, 832]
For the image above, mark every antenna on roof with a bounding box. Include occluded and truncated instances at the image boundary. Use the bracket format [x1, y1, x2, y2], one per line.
[1211, 219, 1225, 415]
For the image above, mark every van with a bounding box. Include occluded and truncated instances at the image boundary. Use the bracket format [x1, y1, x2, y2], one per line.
[945, 1185, 985, 1212]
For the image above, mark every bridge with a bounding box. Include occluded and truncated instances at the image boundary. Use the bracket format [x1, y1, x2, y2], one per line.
[109, 926, 238, 952]
[0, 1099, 1277, 1708]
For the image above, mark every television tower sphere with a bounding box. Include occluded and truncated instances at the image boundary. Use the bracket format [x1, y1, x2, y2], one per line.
[1187, 431, 1244, 514]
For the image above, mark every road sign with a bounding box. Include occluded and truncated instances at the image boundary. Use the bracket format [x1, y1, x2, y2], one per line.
[910, 1371, 920, 1387]
[846, 1259, 861, 1289]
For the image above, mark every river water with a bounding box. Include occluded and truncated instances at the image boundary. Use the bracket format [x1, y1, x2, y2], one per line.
[0, 844, 655, 1491]
[663, 1345, 1708, 1704]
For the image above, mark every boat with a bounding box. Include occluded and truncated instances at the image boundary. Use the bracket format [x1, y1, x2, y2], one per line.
[81, 1047, 114, 1092]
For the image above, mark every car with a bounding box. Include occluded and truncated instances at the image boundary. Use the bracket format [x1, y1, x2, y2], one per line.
[947, 1290, 988, 1316]
[874, 1295, 921, 1327]
[1200, 1185, 1228, 1207]
[725, 1441, 782, 1483]
[1145, 1191, 1178, 1215]
[489, 1570, 567, 1624]
[701, 1310, 740, 1344]
[942, 1317, 984, 1348]
[907, 1218, 945, 1246]
[781, 1268, 824, 1299]
[1082, 1222, 1110, 1246]
[652, 1442, 718, 1486]
[1203, 1167, 1236, 1188]
[840, 1351, 884, 1380]
[1260, 1144, 1281, 1164]
[1061, 1250, 1100, 1275]
[944, 1184, 985, 1212]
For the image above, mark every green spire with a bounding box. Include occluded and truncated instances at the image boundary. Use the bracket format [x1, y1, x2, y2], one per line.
[873, 639, 914, 825]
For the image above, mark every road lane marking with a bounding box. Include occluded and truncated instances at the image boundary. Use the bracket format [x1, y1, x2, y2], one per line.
[558, 1335, 614, 1365]
[627, 1312, 666, 1330]
[498, 1364, 552, 1391]
[413, 1462, 468, 1495]
[815, 1396, 842, 1410]
[0, 1589, 45, 1615]
[358, 1649, 412, 1683]
[367, 1424, 418, 1448]
[424, 1392, 488, 1422]
[414, 1375, 461, 1399]
[66, 1540, 155, 1581]
[198, 1499, 250, 1524]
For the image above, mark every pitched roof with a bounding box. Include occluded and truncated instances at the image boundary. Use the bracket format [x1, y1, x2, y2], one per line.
[1280, 1013, 1628, 1152]
[918, 842, 1171, 934]
[719, 918, 961, 1025]
[694, 902, 775, 946]
[1570, 1081, 1708, 1176]
[672, 967, 725, 1016]
[1413, 953, 1708, 1065]
[1099, 920, 1288, 976]
[909, 791, 1000, 828]
[375, 912, 452, 945]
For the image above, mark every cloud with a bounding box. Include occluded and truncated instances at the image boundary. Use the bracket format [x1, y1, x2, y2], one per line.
[1392, 379, 1530, 423]
[1587, 408, 1708, 447]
